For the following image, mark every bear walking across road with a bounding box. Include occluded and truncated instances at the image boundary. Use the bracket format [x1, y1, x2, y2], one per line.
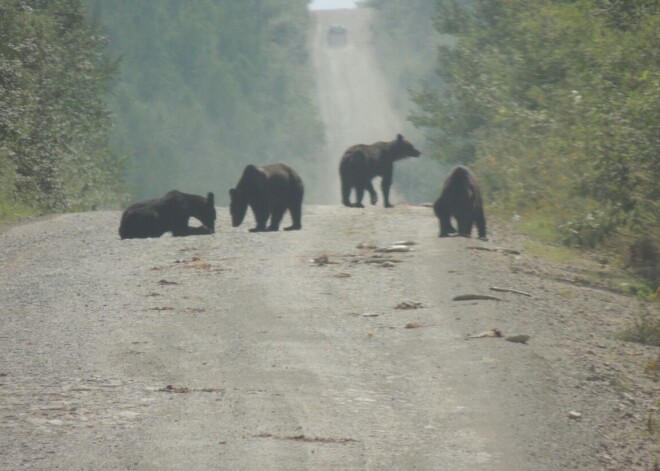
[229, 163, 304, 232]
[339, 134, 421, 208]
[119, 190, 216, 239]
[433, 165, 487, 240]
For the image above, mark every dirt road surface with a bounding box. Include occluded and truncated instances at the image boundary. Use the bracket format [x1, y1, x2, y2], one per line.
[2, 207, 657, 470]
[1, 7, 657, 471]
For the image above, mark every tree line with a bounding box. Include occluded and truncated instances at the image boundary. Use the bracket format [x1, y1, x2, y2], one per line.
[369, 0, 659, 282]
[0, 0, 127, 217]
[86, 0, 324, 204]
[0, 0, 323, 220]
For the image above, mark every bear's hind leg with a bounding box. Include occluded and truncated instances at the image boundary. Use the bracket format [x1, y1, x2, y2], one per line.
[120, 210, 162, 239]
[341, 179, 353, 207]
[284, 202, 302, 231]
[381, 173, 393, 208]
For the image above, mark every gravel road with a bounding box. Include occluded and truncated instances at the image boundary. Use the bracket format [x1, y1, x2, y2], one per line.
[1, 207, 656, 470]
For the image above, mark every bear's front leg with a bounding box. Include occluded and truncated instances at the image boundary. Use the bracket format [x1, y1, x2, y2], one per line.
[284, 202, 302, 230]
[457, 215, 474, 238]
[475, 207, 487, 240]
[267, 206, 286, 231]
[250, 204, 270, 232]
[172, 222, 194, 237]
[381, 173, 393, 208]
[353, 186, 366, 208]
[439, 213, 454, 237]
[250, 209, 269, 232]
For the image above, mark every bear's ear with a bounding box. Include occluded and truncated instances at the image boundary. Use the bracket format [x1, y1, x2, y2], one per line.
[207, 192, 215, 205]
[397, 133, 403, 142]
[229, 188, 235, 197]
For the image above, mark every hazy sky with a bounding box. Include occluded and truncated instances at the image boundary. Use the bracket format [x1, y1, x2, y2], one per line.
[308, 0, 357, 10]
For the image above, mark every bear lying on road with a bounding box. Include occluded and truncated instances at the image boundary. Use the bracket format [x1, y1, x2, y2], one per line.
[433, 165, 487, 240]
[339, 133, 420, 208]
[229, 163, 304, 232]
[119, 190, 216, 239]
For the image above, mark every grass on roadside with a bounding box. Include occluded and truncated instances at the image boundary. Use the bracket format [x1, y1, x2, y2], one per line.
[618, 311, 660, 347]
[0, 199, 37, 226]
[508, 212, 660, 347]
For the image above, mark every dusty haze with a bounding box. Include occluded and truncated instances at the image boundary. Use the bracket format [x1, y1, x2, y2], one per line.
[309, 8, 410, 204]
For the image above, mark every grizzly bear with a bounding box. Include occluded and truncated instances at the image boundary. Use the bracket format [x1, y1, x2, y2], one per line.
[229, 163, 304, 232]
[339, 133, 421, 208]
[433, 165, 486, 239]
[119, 190, 216, 239]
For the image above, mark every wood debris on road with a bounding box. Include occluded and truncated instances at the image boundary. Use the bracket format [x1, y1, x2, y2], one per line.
[452, 294, 501, 301]
[395, 301, 425, 310]
[466, 329, 503, 339]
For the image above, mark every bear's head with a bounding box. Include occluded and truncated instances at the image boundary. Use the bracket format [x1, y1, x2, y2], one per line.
[392, 134, 421, 160]
[229, 188, 248, 227]
[200, 192, 216, 233]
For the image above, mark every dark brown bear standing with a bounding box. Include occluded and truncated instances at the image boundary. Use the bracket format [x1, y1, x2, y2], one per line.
[339, 134, 421, 208]
[229, 163, 304, 232]
[119, 190, 216, 239]
[433, 165, 487, 240]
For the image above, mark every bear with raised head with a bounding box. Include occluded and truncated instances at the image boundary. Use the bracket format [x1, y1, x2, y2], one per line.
[339, 133, 421, 208]
[229, 163, 304, 232]
[119, 190, 216, 239]
[433, 165, 487, 240]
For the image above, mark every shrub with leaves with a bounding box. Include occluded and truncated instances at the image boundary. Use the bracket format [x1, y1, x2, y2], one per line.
[406, 0, 659, 251]
[0, 0, 126, 216]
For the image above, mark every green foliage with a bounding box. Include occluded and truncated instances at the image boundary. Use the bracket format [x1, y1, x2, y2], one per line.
[87, 0, 324, 204]
[619, 310, 660, 347]
[407, 0, 659, 250]
[0, 0, 127, 218]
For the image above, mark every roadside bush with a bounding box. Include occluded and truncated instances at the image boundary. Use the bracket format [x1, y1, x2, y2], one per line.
[0, 0, 126, 217]
[626, 238, 660, 287]
[404, 0, 659, 256]
[620, 310, 660, 347]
